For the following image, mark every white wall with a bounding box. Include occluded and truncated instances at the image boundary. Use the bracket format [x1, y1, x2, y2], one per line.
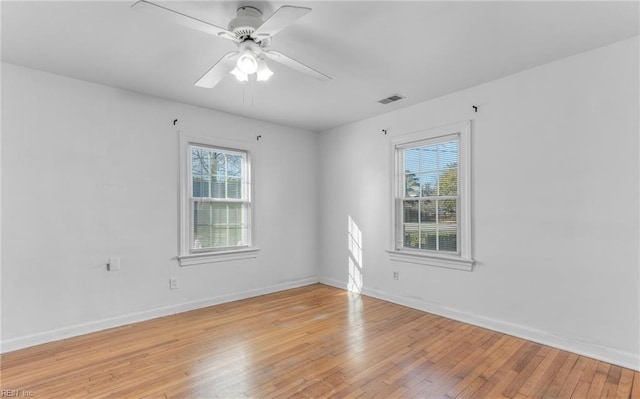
[2, 36, 638, 371]
[318, 37, 639, 369]
[1, 63, 319, 351]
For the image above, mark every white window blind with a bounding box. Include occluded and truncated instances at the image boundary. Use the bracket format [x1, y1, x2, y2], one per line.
[400, 136, 459, 253]
[190, 145, 251, 251]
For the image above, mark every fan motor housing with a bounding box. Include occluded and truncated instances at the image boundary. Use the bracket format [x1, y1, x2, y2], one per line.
[228, 6, 263, 39]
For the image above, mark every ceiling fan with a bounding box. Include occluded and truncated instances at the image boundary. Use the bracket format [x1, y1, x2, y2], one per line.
[131, 1, 331, 88]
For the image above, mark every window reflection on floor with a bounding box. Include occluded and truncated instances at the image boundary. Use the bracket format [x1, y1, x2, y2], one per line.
[347, 291, 365, 360]
[348, 215, 363, 294]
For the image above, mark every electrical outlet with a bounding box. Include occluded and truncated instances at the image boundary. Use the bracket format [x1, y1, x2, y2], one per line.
[169, 278, 178, 290]
[393, 271, 399, 280]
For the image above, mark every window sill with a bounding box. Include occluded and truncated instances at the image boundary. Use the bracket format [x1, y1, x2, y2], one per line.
[179, 247, 260, 267]
[387, 250, 474, 271]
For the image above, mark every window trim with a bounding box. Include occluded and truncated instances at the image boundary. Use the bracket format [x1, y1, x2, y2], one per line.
[388, 120, 474, 271]
[178, 132, 259, 266]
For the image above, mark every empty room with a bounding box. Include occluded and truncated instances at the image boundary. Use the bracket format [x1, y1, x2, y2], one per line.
[1, 1, 639, 398]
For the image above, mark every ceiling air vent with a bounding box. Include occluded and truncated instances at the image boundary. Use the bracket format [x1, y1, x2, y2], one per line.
[378, 94, 405, 105]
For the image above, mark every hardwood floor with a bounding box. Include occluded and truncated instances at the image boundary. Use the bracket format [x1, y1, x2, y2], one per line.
[1, 284, 638, 398]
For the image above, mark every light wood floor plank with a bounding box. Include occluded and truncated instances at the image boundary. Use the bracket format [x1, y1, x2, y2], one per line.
[1, 284, 638, 398]
[631, 371, 640, 399]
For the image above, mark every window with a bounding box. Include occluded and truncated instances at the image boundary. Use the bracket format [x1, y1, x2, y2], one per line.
[401, 138, 458, 252]
[389, 121, 474, 271]
[191, 145, 249, 249]
[179, 134, 258, 266]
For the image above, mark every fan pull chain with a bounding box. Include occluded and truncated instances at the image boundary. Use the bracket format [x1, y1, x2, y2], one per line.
[251, 76, 255, 107]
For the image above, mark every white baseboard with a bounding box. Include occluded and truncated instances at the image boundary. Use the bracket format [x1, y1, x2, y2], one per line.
[363, 288, 640, 371]
[4, 276, 638, 372]
[318, 276, 348, 290]
[319, 276, 639, 371]
[0, 277, 320, 354]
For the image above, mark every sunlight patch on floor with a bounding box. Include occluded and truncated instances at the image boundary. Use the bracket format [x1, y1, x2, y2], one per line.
[348, 215, 363, 294]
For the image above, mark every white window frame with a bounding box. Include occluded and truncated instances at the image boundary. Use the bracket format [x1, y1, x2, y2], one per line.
[178, 132, 259, 266]
[388, 121, 474, 271]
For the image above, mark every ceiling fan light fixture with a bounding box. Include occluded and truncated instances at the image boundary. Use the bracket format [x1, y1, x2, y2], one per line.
[230, 66, 249, 82]
[133, 2, 330, 88]
[236, 48, 258, 74]
[256, 58, 273, 82]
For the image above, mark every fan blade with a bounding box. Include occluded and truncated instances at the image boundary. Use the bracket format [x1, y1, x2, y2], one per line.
[252, 6, 311, 41]
[264, 50, 331, 81]
[131, 0, 238, 42]
[194, 51, 238, 88]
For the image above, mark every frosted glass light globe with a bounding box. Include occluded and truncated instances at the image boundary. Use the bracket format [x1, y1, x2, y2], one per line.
[236, 52, 258, 75]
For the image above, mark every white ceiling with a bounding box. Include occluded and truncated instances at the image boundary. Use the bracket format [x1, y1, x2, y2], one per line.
[2, 1, 638, 132]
